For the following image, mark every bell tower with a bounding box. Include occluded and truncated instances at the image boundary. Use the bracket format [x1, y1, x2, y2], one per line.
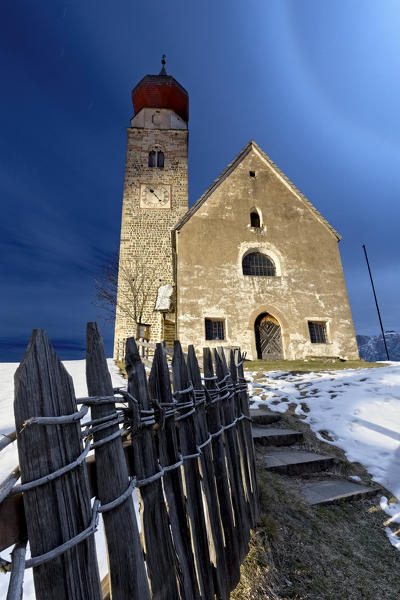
[113, 58, 189, 359]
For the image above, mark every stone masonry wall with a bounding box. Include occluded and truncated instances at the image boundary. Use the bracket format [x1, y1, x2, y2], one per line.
[175, 145, 359, 361]
[114, 120, 188, 358]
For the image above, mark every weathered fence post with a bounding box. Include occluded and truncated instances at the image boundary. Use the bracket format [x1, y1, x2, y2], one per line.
[214, 349, 249, 562]
[149, 344, 201, 600]
[125, 337, 180, 600]
[187, 345, 230, 599]
[203, 347, 241, 590]
[228, 349, 255, 526]
[172, 341, 215, 600]
[14, 330, 102, 600]
[236, 349, 259, 522]
[86, 322, 150, 600]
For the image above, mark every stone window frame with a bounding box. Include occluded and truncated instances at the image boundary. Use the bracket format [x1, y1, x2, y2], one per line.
[250, 207, 262, 228]
[147, 145, 165, 169]
[305, 318, 332, 344]
[204, 317, 226, 341]
[242, 252, 276, 276]
[238, 243, 283, 277]
[247, 206, 266, 232]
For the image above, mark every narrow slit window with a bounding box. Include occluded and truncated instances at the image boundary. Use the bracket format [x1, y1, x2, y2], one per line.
[205, 318, 225, 341]
[250, 211, 260, 228]
[308, 321, 327, 344]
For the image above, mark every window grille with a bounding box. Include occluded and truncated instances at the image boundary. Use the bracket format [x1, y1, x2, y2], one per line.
[205, 318, 225, 340]
[242, 252, 275, 276]
[308, 321, 327, 343]
[250, 212, 260, 228]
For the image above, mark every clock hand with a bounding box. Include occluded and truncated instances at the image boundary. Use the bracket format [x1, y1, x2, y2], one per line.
[149, 188, 161, 202]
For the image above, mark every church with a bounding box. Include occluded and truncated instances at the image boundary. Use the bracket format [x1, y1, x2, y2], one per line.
[113, 60, 359, 362]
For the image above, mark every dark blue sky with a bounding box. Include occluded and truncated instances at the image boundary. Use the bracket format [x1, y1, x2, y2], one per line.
[1, 0, 399, 361]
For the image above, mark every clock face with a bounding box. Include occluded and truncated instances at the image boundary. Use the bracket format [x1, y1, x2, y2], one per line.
[140, 184, 171, 209]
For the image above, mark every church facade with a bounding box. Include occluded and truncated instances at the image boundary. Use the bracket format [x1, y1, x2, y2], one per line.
[114, 64, 359, 361]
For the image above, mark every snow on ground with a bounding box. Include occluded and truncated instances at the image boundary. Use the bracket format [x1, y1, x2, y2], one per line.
[247, 363, 400, 550]
[0, 359, 127, 600]
[1, 360, 400, 597]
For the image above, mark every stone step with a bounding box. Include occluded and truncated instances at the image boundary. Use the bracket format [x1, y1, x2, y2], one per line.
[300, 479, 380, 506]
[252, 426, 303, 446]
[250, 407, 282, 425]
[262, 449, 335, 476]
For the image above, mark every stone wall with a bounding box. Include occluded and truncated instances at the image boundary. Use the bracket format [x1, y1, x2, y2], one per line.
[175, 144, 359, 360]
[114, 112, 188, 358]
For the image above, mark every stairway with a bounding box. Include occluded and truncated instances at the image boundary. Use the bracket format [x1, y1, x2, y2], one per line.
[250, 407, 380, 506]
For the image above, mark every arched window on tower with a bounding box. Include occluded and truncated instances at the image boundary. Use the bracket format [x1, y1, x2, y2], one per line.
[242, 252, 275, 276]
[148, 151, 156, 167]
[148, 150, 164, 168]
[250, 211, 261, 228]
[157, 151, 164, 168]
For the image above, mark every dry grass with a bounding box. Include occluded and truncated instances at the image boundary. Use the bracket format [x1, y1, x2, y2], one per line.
[232, 468, 400, 599]
[232, 415, 400, 600]
[114, 359, 127, 379]
[245, 359, 386, 374]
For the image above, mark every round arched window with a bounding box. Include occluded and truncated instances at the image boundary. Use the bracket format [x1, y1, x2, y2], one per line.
[242, 252, 275, 276]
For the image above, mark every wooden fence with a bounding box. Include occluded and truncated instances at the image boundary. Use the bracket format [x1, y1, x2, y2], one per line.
[0, 323, 259, 600]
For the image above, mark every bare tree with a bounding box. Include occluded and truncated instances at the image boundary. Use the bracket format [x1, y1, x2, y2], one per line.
[94, 252, 155, 331]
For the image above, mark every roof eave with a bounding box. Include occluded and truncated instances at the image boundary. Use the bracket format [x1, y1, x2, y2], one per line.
[175, 140, 342, 241]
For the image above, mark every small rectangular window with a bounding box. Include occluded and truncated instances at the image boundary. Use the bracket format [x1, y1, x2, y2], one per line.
[137, 323, 151, 340]
[249, 170, 256, 177]
[308, 321, 327, 344]
[205, 318, 225, 341]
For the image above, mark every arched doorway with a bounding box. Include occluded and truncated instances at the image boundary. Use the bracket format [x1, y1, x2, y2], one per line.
[255, 313, 283, 360]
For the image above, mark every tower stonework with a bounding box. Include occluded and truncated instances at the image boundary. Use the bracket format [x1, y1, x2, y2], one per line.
[113, 67, 189, 359]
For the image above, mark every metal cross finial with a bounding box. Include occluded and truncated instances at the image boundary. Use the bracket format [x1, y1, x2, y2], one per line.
[159, 54, 167, 75]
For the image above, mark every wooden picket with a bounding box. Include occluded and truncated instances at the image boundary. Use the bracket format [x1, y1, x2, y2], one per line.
[126, 337, 180, 600]
[0, 325, 259, 600]
[149, 344, 200, 600]
[14, 330, 102, 600]
[203, 347, 241, 590]
[86, 323, 150, 600]
[214, 349, 250, 562]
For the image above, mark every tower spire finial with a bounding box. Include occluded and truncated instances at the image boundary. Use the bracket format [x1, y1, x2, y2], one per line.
[160, 54, 167, 75]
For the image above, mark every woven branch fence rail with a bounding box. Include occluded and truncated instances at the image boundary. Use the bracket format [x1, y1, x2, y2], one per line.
[0, 322, 259, 600]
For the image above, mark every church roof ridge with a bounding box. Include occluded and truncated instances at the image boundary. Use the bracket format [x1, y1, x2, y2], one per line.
[174, 140, 254, 231]
[174, 140, 341, 241]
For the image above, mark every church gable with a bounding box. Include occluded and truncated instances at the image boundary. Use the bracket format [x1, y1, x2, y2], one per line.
[175, 140, 340, 241]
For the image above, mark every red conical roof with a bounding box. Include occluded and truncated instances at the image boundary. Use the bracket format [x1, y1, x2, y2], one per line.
[131, 65, 189, 123]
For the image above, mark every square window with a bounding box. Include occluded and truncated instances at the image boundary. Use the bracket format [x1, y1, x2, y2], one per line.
[308, 321, 327, 344]
[249, 170, 256, 177]
[137, 323, 151, 340]
[205, 318, 225, 341]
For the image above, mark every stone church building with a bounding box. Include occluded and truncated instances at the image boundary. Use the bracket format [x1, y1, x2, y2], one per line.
[114, 62, 359, 361]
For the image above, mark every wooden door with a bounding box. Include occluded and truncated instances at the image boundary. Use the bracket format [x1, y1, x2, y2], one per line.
[256, 315, 282, 360]
[162, 318, 175, 347]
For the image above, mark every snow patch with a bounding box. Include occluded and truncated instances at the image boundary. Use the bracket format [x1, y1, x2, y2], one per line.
[248, 363, 400, 551]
